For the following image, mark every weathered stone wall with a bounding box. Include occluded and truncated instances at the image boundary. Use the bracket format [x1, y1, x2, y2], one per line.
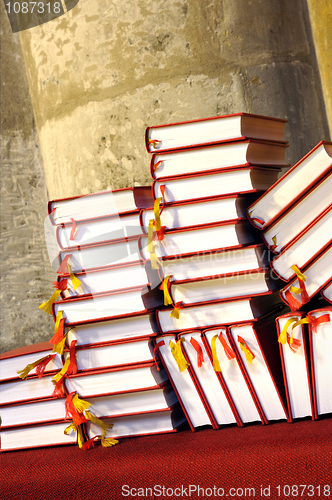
[19, 0, 329, 200]
[306, 0, 332, 134]
[0, 2, 54, 353]
[1, 0, 330, 351]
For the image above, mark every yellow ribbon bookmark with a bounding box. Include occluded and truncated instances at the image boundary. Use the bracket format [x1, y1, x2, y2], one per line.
[290, 265, 307, 282]
[161, 275, 173, 306]
[67, 263, 81, 290]
[211, 335, 221, 372]
[39, 289, 62, 315]
[169, 339, 190, 372]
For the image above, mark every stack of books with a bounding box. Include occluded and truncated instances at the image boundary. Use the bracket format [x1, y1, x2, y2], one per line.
[143, 113, 291, 430]
[247, 141, 332, 422]
[0, 187, 186, 452]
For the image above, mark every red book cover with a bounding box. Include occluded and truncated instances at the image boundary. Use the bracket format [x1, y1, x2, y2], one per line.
[151, 165, 282, 204]
[201, 328, 264, 426]
[247, 141, 332, 230]
[154, 334, 218, 431]
[179, 330, 242, 427]
[48, 186, 153, 224]
[261, 172, 332, 254]
[227, 316, 290, 424]
[275, 311, 314, 422]
[145, 113, 287, 154]
[307, 307, 332, 419]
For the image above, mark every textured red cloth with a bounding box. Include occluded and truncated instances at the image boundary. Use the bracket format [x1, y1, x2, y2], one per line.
[1, 418, 331, 500]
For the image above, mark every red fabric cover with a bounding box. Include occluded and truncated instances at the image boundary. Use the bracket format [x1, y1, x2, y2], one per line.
[1, 418, 331, 499]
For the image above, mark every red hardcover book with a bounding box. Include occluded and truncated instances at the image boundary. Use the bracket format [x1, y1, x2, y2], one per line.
[0, 341, 63, 383]
[247, 141, 332, 230]
[0, 381, 175, 430]
[321, 280, 332, 304]
[154, 244, 269, 284]
[85, 405, 187, 442]
[270, 208, 332, 282]
[139, 220, 260, 262]
[145, 113, 287, 153]
[1, 402, 186, 452]
[52, 286, 164, 327]
[262, 172, 332, 254]
[156, 292, 284, 334]
[48, 186, 153, 225]
[55, 211, 142, 251]
[0, 420, 78, 452]
[201, 328, 263, 425]
[140, 193, 260, 234]
[280, 244, 332, 311]
[64, 312, 158, 348]
[149, 140, 287, 180]
[57, 236, 142, 274]
[154, 333, 218, 431]
[62, 336, 156, 373]
[227, 317, 290, 424]
[64, 360, 168, 400]
[152, 166, 281, 204]
[168, 269, 281, 307]
[275, 311, 314, 422]
[178, 331, 242, 427]
[57, 260, 153, 299]
[308, 307, 332, 418]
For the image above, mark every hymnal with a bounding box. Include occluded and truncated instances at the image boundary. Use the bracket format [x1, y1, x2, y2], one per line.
[150, 140, 287, 179]
[145, 113, 287, 153]
[247, 141, 332, 229]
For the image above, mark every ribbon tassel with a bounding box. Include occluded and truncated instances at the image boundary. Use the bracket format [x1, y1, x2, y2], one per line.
[169, 339, 190, 372]
[211, 335, 221, 372]
[237, 336, 255, 364]
[190, 337, 204, 367]
[17, 354, 56, 380]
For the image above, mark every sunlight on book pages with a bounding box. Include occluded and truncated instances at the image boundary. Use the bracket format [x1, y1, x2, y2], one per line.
[155, 334, 215, 430]
[0, 344, 62, 383]
[161, 245, 269, 282]
[228, 323, 288, 422]
[65, 313, 157, 347]
[321, 281, 332, 304]
[271, 207, 332, 281]
[64, 362, 168, 399]
[153, 167, 281, 204]
[146, 114, 287, 153]
[280, 245, 332, 310]
[203, 329, 261, 424]
[62, 337, 154, 371]
[0, 422, 77, 452]
[86, 406, 187, 441]
[60, 262, 148, 298]
[276, 314, 313, 420]
[141, 194, 258, 232]
[58, 239, 141, 273]
[49, 187, 153, 224]
[56, 214, 142, 250]
[0, 374, 56, 406]
[140, 221, 259, 261]
[151, 141, 287, 179]
[262, 173, 332, 253]
[157, 294, 283, 334]
[53, 287, 159, 325]
[170, 271, 278, 306]
[179, 331, 238, 426]
[247, 141, 332, 229]
[44, 189, 142, 271]
[309, 308, 332, 416]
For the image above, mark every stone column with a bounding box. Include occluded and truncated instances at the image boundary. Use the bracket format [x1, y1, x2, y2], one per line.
[19, 0, 329, 200]
[1, 2, 54, 352]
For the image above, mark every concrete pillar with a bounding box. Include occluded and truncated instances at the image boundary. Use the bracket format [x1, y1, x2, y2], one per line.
[0, 2, 53, 352]
[306, 0, 332, 134]
[19, 0, 329, 200]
